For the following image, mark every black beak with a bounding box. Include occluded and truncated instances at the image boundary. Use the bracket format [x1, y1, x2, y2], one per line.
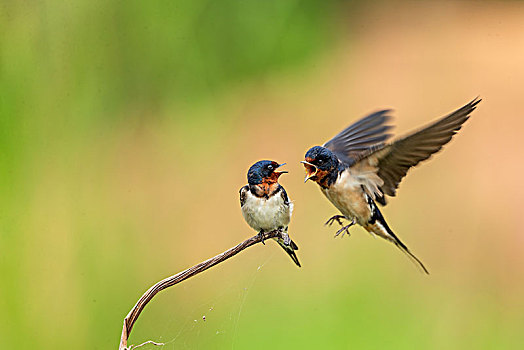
[275, 163, 288, 174]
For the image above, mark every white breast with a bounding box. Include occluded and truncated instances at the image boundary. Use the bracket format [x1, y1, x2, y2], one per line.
[241, 190, 292, 232]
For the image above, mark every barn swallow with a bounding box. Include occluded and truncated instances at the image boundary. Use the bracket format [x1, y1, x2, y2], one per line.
[302, 98, 481, 273]
[240, 160, 301, 267]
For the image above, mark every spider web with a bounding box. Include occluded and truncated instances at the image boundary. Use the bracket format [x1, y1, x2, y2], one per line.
[134, 251, 276, 349]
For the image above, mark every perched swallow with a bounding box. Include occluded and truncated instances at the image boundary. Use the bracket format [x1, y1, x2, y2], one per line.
[240, 160, 301, 267]
[302, 98, 481, 273]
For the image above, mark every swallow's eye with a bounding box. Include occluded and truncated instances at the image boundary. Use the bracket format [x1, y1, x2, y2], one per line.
[267, 165, 274, 170]
[317, 159, 324, 165]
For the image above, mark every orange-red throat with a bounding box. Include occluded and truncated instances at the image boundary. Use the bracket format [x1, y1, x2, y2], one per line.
[266, 168, 287, 184]
[259, 163, 287, 196]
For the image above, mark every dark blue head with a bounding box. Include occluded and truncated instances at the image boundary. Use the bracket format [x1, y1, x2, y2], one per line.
[247, 160, 287, 185]
[302, 146, 339, 184]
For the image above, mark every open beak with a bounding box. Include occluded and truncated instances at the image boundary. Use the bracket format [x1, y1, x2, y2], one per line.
[301, 161, 318, 183]
[274, 163, 288, 177]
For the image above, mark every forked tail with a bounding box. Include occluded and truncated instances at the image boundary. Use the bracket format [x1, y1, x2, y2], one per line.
[274, 234, 301, 268]
[365, 199, 429, 274]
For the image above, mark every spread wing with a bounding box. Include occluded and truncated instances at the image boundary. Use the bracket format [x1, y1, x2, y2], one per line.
[239, 185, 249, 207]
[323, 110, 394, 165]
[353, 98, 481, 202]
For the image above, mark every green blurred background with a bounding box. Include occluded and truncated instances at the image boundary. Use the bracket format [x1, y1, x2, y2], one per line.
[2, 1, 524, 349]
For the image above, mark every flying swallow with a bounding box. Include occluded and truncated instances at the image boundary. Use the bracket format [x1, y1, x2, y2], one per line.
[302, 98, 481, 273]
[240, 160, 301, 267]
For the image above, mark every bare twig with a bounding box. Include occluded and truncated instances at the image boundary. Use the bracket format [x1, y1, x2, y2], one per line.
[119, 230, 284, 350]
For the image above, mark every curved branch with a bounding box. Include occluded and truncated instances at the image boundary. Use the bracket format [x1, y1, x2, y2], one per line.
[119, 230, 284, 350]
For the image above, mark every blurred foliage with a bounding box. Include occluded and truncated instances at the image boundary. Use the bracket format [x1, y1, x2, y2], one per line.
[1, 0, 338, 124]
[1, 1, 342, 349]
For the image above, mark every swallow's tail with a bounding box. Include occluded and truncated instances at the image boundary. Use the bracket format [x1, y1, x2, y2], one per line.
[274, 235, 301, 268]
[364, 201, 429, 274]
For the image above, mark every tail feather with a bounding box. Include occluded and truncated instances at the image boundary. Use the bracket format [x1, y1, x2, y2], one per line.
[391, 240, 430, 275]
[366, 199, 429, 274]
[275, 238, 301, 267]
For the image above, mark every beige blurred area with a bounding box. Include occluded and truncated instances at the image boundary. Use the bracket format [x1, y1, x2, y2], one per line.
[17, 1, 524, 349]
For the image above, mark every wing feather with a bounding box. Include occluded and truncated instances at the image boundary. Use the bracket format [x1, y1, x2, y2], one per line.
[323, 110, 394, 164]
[280, 185, 290, 205]
[355, 98, 481, 201]
[239, 185, 248, 207]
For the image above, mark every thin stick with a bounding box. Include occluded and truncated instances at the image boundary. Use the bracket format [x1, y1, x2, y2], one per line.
[119, 230, 284, 350]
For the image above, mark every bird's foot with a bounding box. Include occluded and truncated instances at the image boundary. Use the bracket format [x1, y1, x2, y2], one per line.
[334, 218, 356, 238]
[258, 231, 266, 245]
[325, 215, 346, 227]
